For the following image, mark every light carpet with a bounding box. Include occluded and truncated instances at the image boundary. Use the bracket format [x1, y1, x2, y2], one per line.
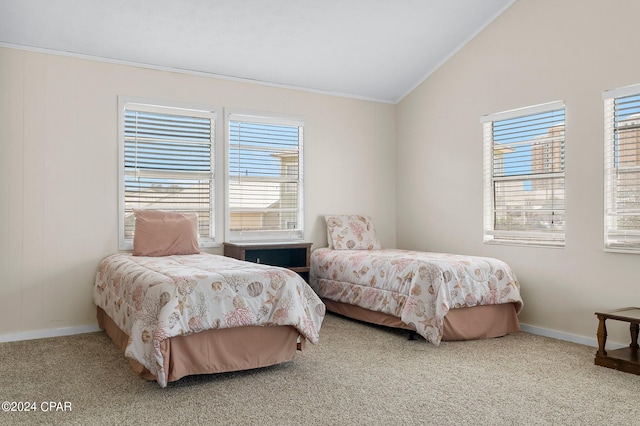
[1, 313, 639, 425]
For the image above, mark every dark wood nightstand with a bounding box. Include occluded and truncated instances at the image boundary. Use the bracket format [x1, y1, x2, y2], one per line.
[223, 241, 312, 281]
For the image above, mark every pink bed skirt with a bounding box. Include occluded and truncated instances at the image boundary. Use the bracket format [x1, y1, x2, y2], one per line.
[97, 307, 300, 383]
[321, 299, 520, 340]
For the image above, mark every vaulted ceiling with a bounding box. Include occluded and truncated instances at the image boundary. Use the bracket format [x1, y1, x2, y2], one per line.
[0, 0, 515, 103]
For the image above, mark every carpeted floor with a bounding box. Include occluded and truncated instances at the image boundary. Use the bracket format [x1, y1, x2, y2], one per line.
[1, 313, 639, 425]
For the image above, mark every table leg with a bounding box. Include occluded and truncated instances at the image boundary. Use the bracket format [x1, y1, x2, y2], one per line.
[596, 315, 608, 356]
[630, 322, 639, 349]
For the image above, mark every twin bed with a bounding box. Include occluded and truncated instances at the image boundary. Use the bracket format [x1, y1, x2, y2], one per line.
[309, 215, 523, 344]
[93, 212, 522, 387]
[93, 210, 325, 387]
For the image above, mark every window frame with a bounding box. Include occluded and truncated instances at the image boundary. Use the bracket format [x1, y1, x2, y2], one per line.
[224, 109, 305, 243]
[118, 96, 223, 250]
[603, 83, 640, 254]
[481, 100, 566, 248]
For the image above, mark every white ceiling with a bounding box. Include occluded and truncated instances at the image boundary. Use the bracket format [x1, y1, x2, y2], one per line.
[0, 0, 514, 103]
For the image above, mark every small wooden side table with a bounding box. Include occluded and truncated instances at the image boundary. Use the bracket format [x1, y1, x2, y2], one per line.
[594, 307, 640, 375]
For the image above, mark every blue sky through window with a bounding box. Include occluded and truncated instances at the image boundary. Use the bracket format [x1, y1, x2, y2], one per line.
[616, 94, 640, 121]
[613, 94, 640, 167]
[228, 121, 300, 177]
[493, 108, 565, 190]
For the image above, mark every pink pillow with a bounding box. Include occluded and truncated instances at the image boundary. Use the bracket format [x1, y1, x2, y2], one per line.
[325, 215, 381, 250]
[132, 210, 200, 256]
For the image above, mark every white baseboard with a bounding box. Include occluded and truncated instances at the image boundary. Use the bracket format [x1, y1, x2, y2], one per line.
[520, 322, 626, 350]
[0, 321, 628, 349]
[0, 324, 102, 343]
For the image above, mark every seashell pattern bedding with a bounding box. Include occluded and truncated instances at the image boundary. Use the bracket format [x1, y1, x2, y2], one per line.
[310, 248, 522, 345]
[94, 252, 325, 387]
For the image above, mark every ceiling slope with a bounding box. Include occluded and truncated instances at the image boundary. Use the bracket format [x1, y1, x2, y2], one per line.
[0, 0, 514, 103]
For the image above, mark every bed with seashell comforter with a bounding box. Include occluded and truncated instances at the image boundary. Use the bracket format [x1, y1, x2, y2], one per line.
[94, 252, 325, 387]
[311, 214, 523, 344]
[310, 248, 522, 344]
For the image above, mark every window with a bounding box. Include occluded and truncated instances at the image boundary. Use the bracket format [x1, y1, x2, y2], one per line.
[482, 101, 565, 247]
[226, 111, 304, 242]
[604, 84, 640, 253]
[118, 98, 219, 249]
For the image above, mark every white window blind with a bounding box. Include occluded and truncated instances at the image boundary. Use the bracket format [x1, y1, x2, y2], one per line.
[119, 101, 216, 249]
[226, 112, 304, 242]
[482, 101, 565, 247]
[604, 84, 640, 253]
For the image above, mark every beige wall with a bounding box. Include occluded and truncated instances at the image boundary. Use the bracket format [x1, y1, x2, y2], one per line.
[5, 0, 638, 346]
[397, 0, 640, 346]
[0, 47, 396, 338]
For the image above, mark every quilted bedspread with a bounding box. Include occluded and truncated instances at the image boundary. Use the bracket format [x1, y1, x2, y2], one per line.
[309, 248, 522, 344]
[94, 253, 325, 387]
